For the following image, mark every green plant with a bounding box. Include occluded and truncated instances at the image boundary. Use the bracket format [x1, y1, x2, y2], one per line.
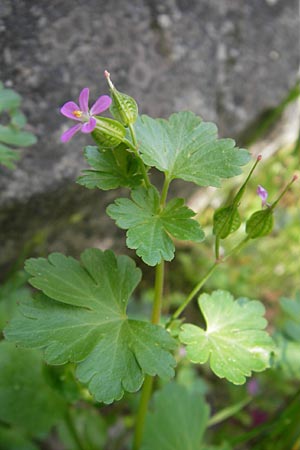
[2, 71, 299, 450]
[0, 82, 36, 169]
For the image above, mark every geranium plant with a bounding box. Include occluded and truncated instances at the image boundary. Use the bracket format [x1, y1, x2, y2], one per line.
[3, 71, 298, 450]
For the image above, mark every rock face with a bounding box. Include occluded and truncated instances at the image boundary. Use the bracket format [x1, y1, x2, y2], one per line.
[0, 0, 299, 274]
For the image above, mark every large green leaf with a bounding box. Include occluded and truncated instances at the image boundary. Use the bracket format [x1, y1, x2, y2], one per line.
[141, 382, 209, 450]
[107, 187, 205, 266]
[77, 145, 143, 190]
[180, 291, 275, 384]
[5, 249, 176, 404]
[0, 341, 66, 435]
[134, 112, 250, 186]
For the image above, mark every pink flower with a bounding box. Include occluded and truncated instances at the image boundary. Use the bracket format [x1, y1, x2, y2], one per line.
[60, 88, 111, 143]
[257, 185, 268, 207]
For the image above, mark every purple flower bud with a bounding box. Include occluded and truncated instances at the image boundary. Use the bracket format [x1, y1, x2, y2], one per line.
[257, 185, 268, 207]
[247, 378, 259, 396]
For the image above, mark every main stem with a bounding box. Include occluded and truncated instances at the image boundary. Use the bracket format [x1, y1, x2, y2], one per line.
[128, 123, 151, 188]
[132, 176, 170, 450]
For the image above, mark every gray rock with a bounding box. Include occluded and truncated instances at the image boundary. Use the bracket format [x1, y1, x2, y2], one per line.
[0, 0, 299, 275]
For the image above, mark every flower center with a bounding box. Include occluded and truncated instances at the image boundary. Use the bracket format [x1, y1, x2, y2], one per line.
[73, 110, 83, 118]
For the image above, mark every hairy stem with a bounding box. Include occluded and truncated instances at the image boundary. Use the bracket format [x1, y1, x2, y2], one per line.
[132, 175, 170, 450]
[128, 123, 151, 188]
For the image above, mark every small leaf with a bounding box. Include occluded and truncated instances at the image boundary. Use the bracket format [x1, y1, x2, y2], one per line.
[180, 290, 275, 384]
[11, 109, 27, 128]
[134, 112, 250, 187]
[0, 341, 66, 435]
[92, 117, 126, 148]
[0, 87, 21, 112]
[213, 205, 241, 239]
[5, 249, 176, 404]
[0, 125, 37, 147]
[0, 144, 20, 169]
[245, 209, 274, 238]
[107, 187, 205, 266]
[141, 382, 209, 450]
[77, 145, 143, 190]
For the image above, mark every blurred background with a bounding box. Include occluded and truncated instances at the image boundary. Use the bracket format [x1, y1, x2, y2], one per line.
[0, 0, 299, 289]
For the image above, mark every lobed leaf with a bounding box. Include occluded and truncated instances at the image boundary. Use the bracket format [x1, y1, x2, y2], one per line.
[180, 290, 275, 384]
[77, 145, 143, 190]
[141, 382, 209, 450]
[5, 249, 176, 404]
[107, 186, 205, 266]
[134, 112, 250, 187]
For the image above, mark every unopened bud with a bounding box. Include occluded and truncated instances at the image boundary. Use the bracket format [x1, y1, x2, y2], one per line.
[104, 71, 138, 126]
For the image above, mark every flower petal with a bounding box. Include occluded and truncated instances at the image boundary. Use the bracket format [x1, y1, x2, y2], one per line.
[90, 95, 112, 115]
[60, 101, 81, 120]
[61, 123, 82, 142]
[79, 88, 89, 113]
[81, 117, 96, 133]
[257, 185, 268, 206]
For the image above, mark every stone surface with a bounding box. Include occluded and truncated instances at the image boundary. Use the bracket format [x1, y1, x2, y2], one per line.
[0, 0, 299, 274]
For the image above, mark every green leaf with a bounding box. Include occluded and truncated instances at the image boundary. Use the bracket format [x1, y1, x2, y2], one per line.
[141, 382, 209, 450]
[0, 125, 37, 147]
[5, 249, 176, 404]
[134, 112, 250, 186]
[180, 290, 275, 384]
[92, 117, 126, 148]
[0, 271, 31, 331]
[0, 341, 66, 435]
[107, 187, 205, 266]
[213, 205, 241, 239]
[245, 209, 274, 238]
[0, 87, 21, 112]
[279, 292, 300, 342]
[77, 145, 143, 190]
[0, 143, 20, 169]
[0, 427, 38, 450]
[11, 109, 27, 128]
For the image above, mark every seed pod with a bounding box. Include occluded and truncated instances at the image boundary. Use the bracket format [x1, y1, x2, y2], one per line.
[92, 116, 126, 148]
